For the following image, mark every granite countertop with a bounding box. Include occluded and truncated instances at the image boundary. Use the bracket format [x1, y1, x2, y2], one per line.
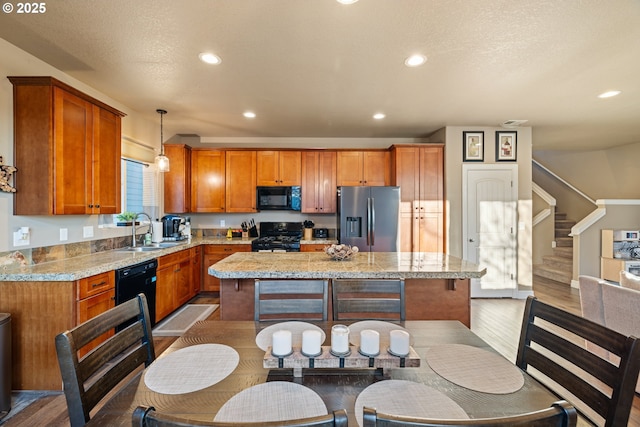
[0, 237, 245, 282]
[208, 252, 486, 280]
[0, 237, 340, 282]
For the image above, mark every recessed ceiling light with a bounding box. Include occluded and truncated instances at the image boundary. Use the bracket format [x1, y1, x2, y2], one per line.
[199, 52, 221, 65]
[373, 113, 386, 120]
[243, 111, 256, 119]
[598, 90, 621, 99]
[337, 0, 358, 4]
[404, 54, 427, 67]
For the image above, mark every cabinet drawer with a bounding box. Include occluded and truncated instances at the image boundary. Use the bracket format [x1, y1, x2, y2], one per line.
[204, 244, 251, 254]
[78, 271, 114, 299]
[301, 244, 327, 252]
[158, 248, 190, 267]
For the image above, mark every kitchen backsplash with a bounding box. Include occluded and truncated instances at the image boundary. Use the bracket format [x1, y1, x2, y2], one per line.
[0, 227, 334, 269]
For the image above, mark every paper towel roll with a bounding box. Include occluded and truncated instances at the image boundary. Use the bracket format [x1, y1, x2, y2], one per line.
[152, 221, 163, 242]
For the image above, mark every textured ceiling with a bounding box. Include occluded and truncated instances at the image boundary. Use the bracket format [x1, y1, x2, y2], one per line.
[1, 0, 639, 150]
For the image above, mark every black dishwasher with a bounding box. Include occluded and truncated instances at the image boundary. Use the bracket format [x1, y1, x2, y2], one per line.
[115, 259, 158, 329]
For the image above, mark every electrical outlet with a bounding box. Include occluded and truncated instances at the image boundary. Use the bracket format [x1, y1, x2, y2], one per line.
[60, 228, 68, 241]
[83, 226, 94, 238]
[220, 220, 226, 227]
[13, 227, 30, 246]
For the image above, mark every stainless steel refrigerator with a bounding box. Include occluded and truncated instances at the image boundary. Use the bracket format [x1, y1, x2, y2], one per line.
[337, 186, 400, 252]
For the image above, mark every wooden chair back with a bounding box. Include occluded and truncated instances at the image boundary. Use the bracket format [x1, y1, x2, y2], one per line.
[55, 293, 155, 427]
[255, 279, 329, 321]
[133, 405, 349, 427]
[332, 279, 405, 321]
[516, 296, 640, 427]
[362, 401, 576, 426]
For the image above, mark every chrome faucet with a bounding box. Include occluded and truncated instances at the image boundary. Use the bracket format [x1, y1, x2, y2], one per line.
[132, 212, 152, 247]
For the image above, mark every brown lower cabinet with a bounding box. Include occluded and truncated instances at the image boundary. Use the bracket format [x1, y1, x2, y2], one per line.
[192, 246, 202, 295]
[156, 248, 197, 323]
[202, 244, 252, 291]
[77, 271, 115, 357]
[0, 271, 115, 390]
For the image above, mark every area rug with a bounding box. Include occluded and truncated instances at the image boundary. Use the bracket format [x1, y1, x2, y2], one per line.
[153, 304, 218, 336]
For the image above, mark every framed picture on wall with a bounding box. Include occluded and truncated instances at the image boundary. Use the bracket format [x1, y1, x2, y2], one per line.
[463, 131, 484, 162]
[496, 131, 517, 161]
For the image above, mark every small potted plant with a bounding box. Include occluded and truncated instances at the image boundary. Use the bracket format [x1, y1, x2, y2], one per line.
[303, 220, 314, 240]
[116, 211, 138, 226]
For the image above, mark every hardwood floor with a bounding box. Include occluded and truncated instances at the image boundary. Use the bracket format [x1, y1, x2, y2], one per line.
[1, 282, 638, 426]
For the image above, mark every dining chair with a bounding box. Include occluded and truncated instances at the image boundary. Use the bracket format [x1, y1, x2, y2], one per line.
[516, 296, 640, 427]
[55, 293, 155, 427]
[332, 279, 405, 321]
[132, 405, 349, 426]
[362, 400, 577, 426]
[254, 279, 329, 321]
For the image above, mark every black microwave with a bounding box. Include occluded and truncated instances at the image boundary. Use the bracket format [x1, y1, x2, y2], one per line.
[256, 186, 301, 211]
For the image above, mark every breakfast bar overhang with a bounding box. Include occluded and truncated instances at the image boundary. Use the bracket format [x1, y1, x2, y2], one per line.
[208, 252, 486, 327]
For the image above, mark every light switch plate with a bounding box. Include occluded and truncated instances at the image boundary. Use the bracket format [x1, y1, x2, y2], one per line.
[220, 220, 226, 227]
[60, 228, 68, 241]
[83, 226, 94, 238]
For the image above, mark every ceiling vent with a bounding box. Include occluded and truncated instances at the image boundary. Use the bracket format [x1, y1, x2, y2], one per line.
[501, 120, 528, 128]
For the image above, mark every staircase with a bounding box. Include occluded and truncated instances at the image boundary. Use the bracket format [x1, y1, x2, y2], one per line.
[533, 212, 575, 285]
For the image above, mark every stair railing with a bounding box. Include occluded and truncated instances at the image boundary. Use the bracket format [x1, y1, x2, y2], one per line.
[532, 182, 555, 227]
[533, 159, 596, 206]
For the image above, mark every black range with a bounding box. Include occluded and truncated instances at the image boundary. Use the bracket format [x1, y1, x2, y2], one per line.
[251, 222, 303, 252]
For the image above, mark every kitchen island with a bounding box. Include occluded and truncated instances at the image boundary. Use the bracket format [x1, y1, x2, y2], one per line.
[208, 252, 486, 326]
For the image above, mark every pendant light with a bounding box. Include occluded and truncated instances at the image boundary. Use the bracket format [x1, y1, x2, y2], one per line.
[154, 109, 170, 172]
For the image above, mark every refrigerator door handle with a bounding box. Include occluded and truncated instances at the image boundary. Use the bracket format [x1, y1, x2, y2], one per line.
[368, 197, 375, 246]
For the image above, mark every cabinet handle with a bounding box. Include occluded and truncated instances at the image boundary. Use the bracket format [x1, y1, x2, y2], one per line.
[448, 279, 457, 291]
[92, 281, 107, 288]
[95, 204, 100, 208]
[88, 204, 93, 208]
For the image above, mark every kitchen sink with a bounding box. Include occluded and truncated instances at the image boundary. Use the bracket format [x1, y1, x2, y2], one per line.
[150, 242, 184, 248]
[119, 246, 164, 252]
[118, 241, 187, 252]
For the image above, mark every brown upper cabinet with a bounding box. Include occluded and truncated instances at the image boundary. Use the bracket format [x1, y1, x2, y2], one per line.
[391, 144, 445, 253]
[163, 144, 192, 214]
[226, 151, 257, 212]
[256, 150, 301, 186]
[191, 149, 226, 213]
[301, 151, 337, 213]
[336, 150, 390, 186]
[9, 76, 125, 215]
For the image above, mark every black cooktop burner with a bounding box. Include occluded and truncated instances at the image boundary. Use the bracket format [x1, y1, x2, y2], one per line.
[252, 222, 303, 252]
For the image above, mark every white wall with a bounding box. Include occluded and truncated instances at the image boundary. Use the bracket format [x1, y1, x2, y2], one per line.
[534, 143, 640, 200]
[444, 126, 533, 288]
[0, 39, 158, 252]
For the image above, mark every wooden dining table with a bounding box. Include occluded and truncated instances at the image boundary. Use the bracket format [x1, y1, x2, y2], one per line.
[88, 320, 559, 426]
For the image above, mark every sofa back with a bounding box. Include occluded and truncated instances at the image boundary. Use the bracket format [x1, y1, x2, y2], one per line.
[579, 274, 640, 392]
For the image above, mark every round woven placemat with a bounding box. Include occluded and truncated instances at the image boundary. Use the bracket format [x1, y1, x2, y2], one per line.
[426, 344, 524, 394]
[347, 320, 410, 347]
[144, 344, 239, 394]
[355, 380, 469, 426]
[214, 382, 327, 423]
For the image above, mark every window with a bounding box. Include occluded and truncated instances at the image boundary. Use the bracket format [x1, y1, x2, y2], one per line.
[123, 159, 144, 213]
[113, 158, 160, 223]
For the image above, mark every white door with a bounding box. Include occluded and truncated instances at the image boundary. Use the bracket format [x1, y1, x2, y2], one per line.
[463, 164, 518, 298]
